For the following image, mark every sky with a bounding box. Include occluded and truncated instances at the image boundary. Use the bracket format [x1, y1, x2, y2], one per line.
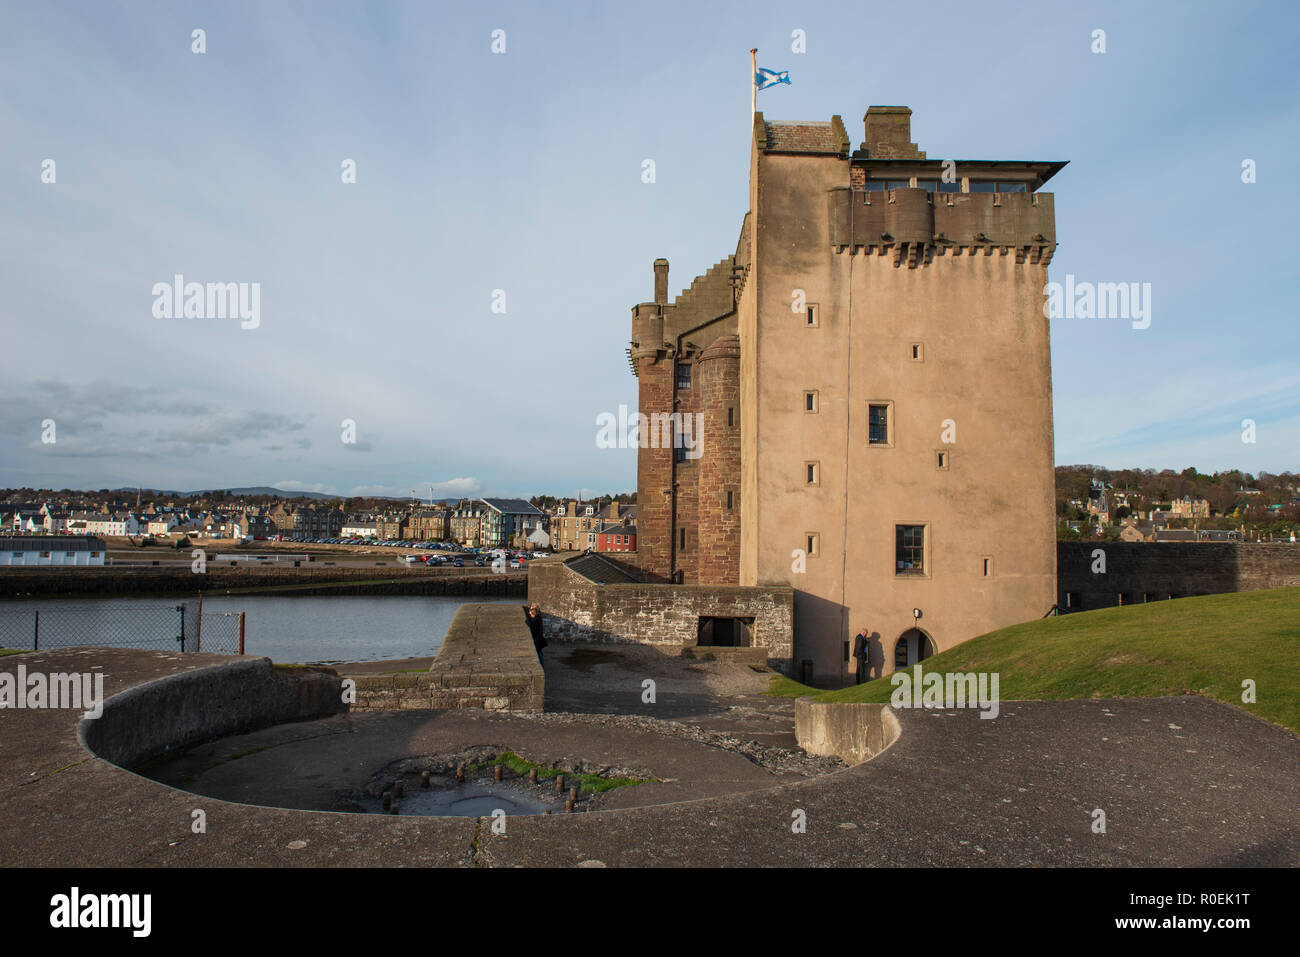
[1, 0, 1297, 499]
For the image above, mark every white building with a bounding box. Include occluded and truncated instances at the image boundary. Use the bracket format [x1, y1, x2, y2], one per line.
[0, 536, 108, 566]
[147, 515, 180, 535]
[342, 522, 378, 538]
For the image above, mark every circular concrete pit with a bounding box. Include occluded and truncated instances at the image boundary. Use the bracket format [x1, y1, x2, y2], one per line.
[136, 707, 844, 817]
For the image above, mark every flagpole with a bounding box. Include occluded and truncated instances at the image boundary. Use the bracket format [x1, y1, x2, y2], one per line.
[750, 48, 757, 119]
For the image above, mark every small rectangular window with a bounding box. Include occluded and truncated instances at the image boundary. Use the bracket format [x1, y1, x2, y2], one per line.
[805, 390, 819, 413]
[806, 304, 819, 327]
[915, 180, 938, 192]
[982, 556, 992, 577]
[937, 181, 961, 193]
[911, 343, 924, 361]
[936, 450, 949, 470]
[864, 180, 888, 192]
[805, 462, 820, 486]
[997, 182, 1028, 193]
[676, 363, 691, 389]
[805, 533, 820, 556]
[727, 407, 735, 427]
[726, 490, 734, 509]
[680, 527, 687, 550]
[969, 181, 997, 193]
[895, 525, 925, 575]
[885, 179, 911, 190]
[868, 403, 891, 445]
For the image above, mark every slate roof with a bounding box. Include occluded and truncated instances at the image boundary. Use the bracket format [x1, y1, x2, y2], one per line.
[480, 498, 543, 515]
[1, 535, 107, 551]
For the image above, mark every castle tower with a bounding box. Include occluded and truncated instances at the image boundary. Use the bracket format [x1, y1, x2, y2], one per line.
[628, 105, 1063, 681]
[696, 334, 741, 584]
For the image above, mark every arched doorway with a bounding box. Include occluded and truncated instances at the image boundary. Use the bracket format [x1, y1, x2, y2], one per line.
[893, 628, 936, 669]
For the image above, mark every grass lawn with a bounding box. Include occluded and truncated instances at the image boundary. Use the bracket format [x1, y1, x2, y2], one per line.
[0, 648, 26, 657]
[769, 587, 1300, 733]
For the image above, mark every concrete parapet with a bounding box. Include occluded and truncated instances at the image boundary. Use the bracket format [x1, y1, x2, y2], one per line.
[795, 697, 901, 765]
[348, 603, 543, 712]
[80, 658, 345, 769]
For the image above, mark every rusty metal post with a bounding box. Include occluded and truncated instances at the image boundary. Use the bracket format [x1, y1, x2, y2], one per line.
[494, 764, 503, 782]
[529, 768, 538, 785]
[420, 771, 430, 788]
[555, 774, 565, 794]
[565, 800, 574, 813]
[238, 612, 246, 655]
[570, 786, 579, 802]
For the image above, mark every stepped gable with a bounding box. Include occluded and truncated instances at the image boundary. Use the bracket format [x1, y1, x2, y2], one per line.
[669, 256, 736, 328]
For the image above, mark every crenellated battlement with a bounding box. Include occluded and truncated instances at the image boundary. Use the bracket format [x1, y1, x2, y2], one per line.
[827, 187, 1057, 267]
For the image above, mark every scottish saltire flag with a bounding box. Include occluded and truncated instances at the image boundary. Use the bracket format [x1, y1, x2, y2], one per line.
[755, 67, 791, 90]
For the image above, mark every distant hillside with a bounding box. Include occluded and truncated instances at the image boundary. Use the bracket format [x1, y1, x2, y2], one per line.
[108, 486, 335, 500]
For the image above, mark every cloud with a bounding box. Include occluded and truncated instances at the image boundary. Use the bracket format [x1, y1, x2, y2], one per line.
[348, 477, 481, 499]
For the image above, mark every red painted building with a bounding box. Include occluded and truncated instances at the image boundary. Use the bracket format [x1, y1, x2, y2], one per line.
[595, 523, 637, 553]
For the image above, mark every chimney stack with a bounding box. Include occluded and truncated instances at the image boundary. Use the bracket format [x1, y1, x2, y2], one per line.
[861, 106, 925, 159]
[653, 258, 669, 304]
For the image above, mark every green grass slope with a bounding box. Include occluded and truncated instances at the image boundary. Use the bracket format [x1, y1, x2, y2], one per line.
[796, 587, 1300, 733]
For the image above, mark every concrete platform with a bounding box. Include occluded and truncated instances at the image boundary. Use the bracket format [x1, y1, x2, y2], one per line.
[2, 647, 1297, 867]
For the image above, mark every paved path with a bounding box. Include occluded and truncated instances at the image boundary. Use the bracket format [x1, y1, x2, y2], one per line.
[2, 648, 1296, 866]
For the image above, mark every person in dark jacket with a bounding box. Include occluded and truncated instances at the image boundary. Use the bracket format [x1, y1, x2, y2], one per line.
[526, 603, 547, 665]
[853, 628, 871, 684]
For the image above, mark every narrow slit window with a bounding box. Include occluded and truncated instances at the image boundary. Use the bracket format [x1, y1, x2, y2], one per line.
[805, 391, 819, 413]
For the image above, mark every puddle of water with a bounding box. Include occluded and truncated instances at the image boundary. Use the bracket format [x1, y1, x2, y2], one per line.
[363, 783, 553, 817]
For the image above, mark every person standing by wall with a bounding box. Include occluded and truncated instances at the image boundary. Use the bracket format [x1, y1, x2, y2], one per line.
[853, 627, 871, 684]
[526, 602, 548, 665]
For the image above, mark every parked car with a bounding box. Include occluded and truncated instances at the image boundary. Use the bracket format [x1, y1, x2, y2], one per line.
[452, 559, 464, 567]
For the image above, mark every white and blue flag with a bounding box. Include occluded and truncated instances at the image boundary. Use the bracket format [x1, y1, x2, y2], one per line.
[755, 67, 791, 91]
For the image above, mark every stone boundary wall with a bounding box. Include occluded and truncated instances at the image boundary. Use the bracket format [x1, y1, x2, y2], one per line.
[350, 603, 543, 712]
[528, 559, 795, 672]
[80, 658, 345, 769]
[1058, 542, 1300, 611]
[795, 698, 901, 765]
[0, 564, 526, 597]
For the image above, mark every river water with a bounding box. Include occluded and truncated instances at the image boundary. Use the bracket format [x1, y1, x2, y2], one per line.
[0, 595, 516, 664]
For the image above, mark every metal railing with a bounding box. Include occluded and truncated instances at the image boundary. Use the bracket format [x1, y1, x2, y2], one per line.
[0, 601, 245, 654]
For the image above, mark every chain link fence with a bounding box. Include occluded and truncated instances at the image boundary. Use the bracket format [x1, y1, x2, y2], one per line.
[0, 601, 244, 654]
